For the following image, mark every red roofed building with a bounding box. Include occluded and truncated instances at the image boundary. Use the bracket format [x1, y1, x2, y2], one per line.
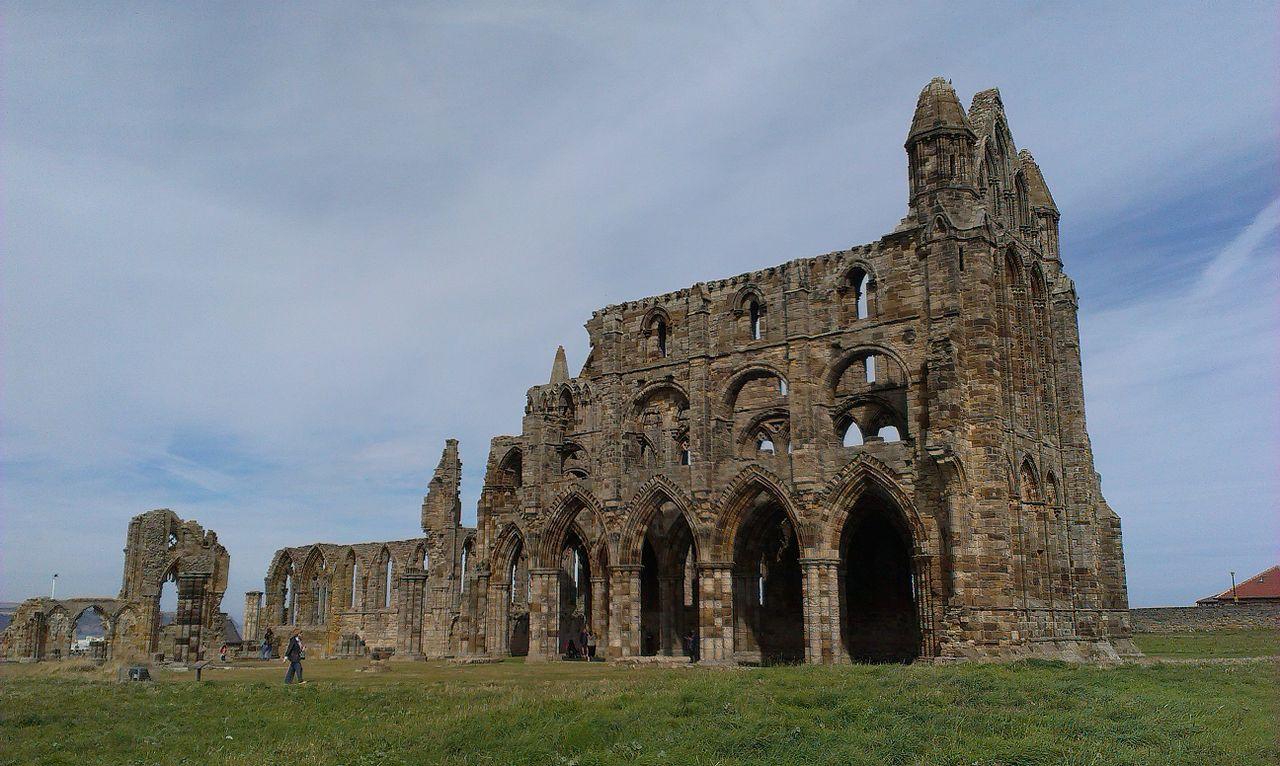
[1197, 565, 1280, 605]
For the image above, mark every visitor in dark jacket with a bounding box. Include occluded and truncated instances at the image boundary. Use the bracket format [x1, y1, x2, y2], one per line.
[284, 629, 305, 684]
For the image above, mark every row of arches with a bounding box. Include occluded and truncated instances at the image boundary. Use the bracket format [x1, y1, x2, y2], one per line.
[8, 600, 154, 663]
[534, 348, 911, 480]
[997, 249, 1057, 436]
[487, 462, 929, 664]
[266, 543, 434, 627]
[638, 265, 881, 361]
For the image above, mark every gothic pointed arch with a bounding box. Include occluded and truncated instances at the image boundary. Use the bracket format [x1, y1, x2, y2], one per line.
[491, 522, 526, 570]
[619, 475, 700, 564]
[821, 453, 933, 557]
[537, 487, 612, 566]
[1018, 457, 1042, 503]
[712, 465, 808, 556]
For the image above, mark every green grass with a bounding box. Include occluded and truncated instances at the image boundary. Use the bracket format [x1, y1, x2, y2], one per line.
[1133, 629, 1279, 659]
[2, 657, 1276, 766]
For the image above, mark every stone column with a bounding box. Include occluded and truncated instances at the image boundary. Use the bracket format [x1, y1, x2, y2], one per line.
[242, 591, 263, 643]
[800, 558, 840, 664]
[590, 575, 607, 638]
[471, 571, 490, 657]
[608, 565, 642, 656]
[526, 568, 559, 662]
[397, 572, 428, 658]
[175, 573, 209, 662]
[659, 575, 682, 655]
[489, 582, 511, 657]
[697, 563, 733, 663]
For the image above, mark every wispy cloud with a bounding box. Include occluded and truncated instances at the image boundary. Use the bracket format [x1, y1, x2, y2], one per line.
[1082, 195, 1280, 605]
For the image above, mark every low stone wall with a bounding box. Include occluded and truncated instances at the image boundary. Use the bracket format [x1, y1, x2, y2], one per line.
[1130, 603, 1280, 633]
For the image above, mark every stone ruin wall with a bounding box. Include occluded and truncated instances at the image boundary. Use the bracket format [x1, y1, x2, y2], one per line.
[1129, 603, 1280, 633]
[1, 509, 229, 663]
[243, 442, 476, 660]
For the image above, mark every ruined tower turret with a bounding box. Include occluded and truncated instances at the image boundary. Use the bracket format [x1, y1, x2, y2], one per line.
[906, 77, 978, 212]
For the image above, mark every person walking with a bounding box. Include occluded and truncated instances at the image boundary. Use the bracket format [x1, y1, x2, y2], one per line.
[586, 630, 597, 660]
[261, 627, 275, 660]
[283, 629, 305, 684]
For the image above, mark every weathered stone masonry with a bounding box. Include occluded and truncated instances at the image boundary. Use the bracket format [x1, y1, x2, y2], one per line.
[246, 78, 1135, 663]
[1, 509, 230, 663]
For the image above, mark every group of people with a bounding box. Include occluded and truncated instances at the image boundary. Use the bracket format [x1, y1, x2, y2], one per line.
[563, 628, 599, 660]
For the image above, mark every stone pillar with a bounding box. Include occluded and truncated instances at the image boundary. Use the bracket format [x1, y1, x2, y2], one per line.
[697, 563, 733, 663]
[659, 575, 682, 655]
[242, 592, 263, 643]
[471, 571, 490, 657]
[397, 572, 428, 658]
[175, 573, 209, 662]
[490, 582, 511, 657]
[730, 569, 755, 658]
[590, 575, 607, 638]
[607, 565, 642, 656]
[526, 568, 559, 662]
[800, 558, 840, 664]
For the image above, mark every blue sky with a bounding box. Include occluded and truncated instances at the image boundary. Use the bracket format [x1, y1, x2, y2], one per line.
[2, 3, 1276, 620]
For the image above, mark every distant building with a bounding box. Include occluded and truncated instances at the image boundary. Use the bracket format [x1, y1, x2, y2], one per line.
[1197, 565, 1280, 605]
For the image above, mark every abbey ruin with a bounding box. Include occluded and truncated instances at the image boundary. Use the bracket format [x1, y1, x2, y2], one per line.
[1, 509, 230, 662]
[5, 79, 1136, 665]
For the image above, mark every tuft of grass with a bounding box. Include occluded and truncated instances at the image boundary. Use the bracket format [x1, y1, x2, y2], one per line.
[1, 657, 1276, 766]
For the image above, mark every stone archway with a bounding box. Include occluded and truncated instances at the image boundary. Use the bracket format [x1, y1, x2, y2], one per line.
[637, 500, 698, 658]
[730, 487, 804, 665]
[838, 490, 920, 663]
[556, 527, 591, 657]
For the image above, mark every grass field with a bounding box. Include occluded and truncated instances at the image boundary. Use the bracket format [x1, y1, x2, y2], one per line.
[2, 637, 1276, 766]
[1132, 628, 1278, 659]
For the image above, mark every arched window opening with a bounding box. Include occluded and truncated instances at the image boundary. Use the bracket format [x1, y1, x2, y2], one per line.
[499, 449, 523, 488]
[350, 561, 359, 609]
[757, 561, 767, 606]
[657, 320, 668, 357]
[756, 434, 775, 454]
[877, 425, 902, 443]
[460, 544, 471, 594]
[842, 420, 864, 447]
[640, 499, 697, 656]
[865, 355, 877, 384]
[71, 607, 109, 660]
[847, 268, 872, 320]
[562, 443, 590, 478]
[678, 439, 691, 465]
[383, 558, 394, 609]
[749, 300, 762, 340]
[779, 378, 788, 396]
